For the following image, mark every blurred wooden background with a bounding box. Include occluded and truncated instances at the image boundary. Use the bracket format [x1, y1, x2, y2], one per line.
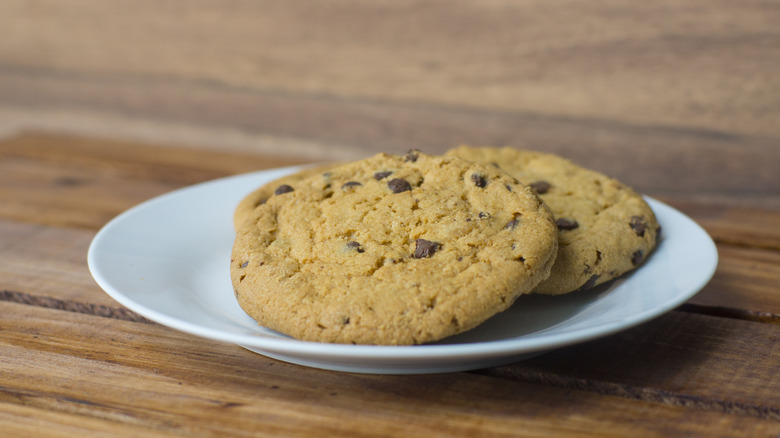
[1, 0, 778, 207]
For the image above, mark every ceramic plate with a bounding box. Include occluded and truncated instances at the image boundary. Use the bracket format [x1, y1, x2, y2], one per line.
[88, 166, 718, 374]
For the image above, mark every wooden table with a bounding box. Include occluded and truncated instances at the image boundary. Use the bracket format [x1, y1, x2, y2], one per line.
[2, 1, 779, 436]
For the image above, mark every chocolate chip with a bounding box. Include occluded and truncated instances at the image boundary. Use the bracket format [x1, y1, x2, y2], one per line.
[404, 149, 420, 162]
[630, 216, 647, 237]
[478, 212, 491, 219]
[342, 316, 351, 325]
[631, 250, 643, 266]
[374, 171, 392, 180]
[505, 213, 522, 229]
[274, 184, 294, 195]
[414, 239, 442, 259]
[388, 178, 412, 193]
[576, 274, 600, 292]
[471, 174, 487, 188]
[505, 184, 513, 192]
[556, 218, 579, 230]
[529, 180, 551, 194]
[341, 181, 362, 190]
[346, 241, 364, 253]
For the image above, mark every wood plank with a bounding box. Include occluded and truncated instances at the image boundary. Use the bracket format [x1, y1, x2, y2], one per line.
[663, 200, 780, 251]
[2, 0, 780, 213]
[3, 196, 780, 322]
[2, 134, 779, 322]
[1, 0, 779, 139]
[0, 132, 303, 178]
[0, 403, 177, 438]
[0, 134, 303, 229]
[0, 219, 121, 308]
[4, 213, 780, 317]
[481, 311, 780, 420]
[1, 215, 779, 416]
[2, 301, 778, 437]
[2, 133, 779, 240]
[3, 217, 780, 327]
[2, 81, 779, 211]
[687, 244, 780, 321]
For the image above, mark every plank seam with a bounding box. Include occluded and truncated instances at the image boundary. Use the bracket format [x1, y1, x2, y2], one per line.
[0, 290, 155, 324]
[677, 303, 780, 325]
[712, 236, 780, 253]
[476, 369, 780, 421]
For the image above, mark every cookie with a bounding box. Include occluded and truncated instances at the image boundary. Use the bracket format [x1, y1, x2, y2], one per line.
[446, 146, 659, 295]
[233, 164, 337, 230]
[231, 151, 558, 345]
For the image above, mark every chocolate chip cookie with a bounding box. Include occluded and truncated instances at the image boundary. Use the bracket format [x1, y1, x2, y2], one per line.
[446, 146, 659, 295]
[233, 164, 337, 230]
[231, 151, 558, 345]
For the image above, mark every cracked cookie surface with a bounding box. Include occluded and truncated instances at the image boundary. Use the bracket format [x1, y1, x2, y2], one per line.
[233, 164, 337, 230]
[231, 151, 558, 345]
[446, 146, 660, 295]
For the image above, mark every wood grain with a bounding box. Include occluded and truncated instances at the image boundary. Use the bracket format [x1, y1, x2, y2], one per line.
[3, 301, 779, 437]
[1, 1, 779, 211]
[0, 219, 119, 307]
[482, 311, 780, 419]
[2, 79, 779, 209]
[663, 200, 780, 250]
[0, 134, 302, 229]
[2, 0, 779, 137]
[1, 133, 778, 236]
[688, 244, 780, 316]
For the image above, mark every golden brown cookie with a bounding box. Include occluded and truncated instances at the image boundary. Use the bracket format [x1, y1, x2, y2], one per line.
[231, 151, 558, 345]
[446, 146, 660, 295]
[233, 164, 337, 230]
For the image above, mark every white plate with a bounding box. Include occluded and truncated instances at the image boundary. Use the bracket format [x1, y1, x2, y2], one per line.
[88, 166, 718, 374]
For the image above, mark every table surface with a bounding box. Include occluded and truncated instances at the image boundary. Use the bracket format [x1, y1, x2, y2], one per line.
[2, 1, 780, 436]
